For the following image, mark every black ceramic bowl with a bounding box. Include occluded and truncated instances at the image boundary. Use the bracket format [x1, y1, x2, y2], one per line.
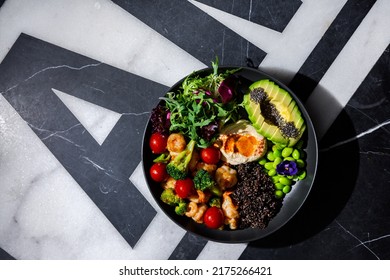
[142, 66, 318, 243]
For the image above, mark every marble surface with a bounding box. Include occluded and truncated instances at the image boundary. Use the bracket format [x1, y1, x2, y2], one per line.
[0, 0, 389, 260]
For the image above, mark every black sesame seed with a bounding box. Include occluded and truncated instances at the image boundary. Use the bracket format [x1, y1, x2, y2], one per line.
[249, 88, 300, 139]
[250, 87, 267, 104]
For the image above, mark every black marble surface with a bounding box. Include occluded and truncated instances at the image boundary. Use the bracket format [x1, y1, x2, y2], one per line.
[0, 0, 389, 260]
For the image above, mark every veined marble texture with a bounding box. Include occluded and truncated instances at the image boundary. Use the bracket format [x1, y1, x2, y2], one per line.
[0, 0, 389, 260]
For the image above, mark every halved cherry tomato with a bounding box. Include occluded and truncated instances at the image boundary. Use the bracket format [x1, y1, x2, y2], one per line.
[149, 162, 168, 182]
[149, 133, 167, 154]
[203, 206, 224, 229]
[201, 146, 221, 164]
[175, 178, 194, 198]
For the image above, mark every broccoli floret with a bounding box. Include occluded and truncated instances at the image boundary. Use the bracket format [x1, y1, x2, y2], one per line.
[209, 197, 221, 208]
[161, 189, 187, 216]
[160, 188, 183, 206]
[193, 169, 222, 197]
[175, 202, 188, 216]
[153, 153, 171, 163]
[166, 139, 196, 180]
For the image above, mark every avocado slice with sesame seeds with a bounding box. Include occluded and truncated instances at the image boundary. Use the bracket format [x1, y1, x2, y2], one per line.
[243, 79, 306, 147]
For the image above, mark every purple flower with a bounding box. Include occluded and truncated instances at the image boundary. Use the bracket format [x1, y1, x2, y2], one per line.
[218, 77, 235, 104]
[150, 104, 171, 135]
[276, 160, 298, 176]
[199, 121, 219, 142]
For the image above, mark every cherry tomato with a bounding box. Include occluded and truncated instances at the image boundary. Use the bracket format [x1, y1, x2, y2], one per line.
[149, 133, 167, 154]
[175, 178, 194, 198]
[201, 146, 221, 164]
[203, 206, 224, 229]
[149, 162, 168, 182]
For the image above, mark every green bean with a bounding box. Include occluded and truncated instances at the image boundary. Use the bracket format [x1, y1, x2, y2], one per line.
[281, 147, 293, 158]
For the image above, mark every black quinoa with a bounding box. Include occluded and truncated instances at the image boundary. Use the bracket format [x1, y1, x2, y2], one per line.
[231, 162, 283, 229]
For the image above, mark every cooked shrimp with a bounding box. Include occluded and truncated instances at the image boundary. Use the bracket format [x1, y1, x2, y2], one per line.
[167, 133, 186, 153]
[192, 203, 208, 223]
[222, 191, 239, 230]
[161, 176, 176, 189]
[215, 165, 238, 190]
[188, 189, 211, 204]
[193, 162, 217, 176]
[185, 202, 198, 218]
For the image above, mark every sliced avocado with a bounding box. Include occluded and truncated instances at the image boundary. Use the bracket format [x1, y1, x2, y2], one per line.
[249, 79, 268, 92]
[244, 94, 263, 126]
[244, 79, 306, 146]
[289, 124, 306, 147]
[259, 119, 276, 139]
[270, 127, 288, 145]
[270, 82, 292, 109]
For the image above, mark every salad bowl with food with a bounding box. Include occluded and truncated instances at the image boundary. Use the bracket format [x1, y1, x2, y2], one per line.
[142, 59, 318, 243]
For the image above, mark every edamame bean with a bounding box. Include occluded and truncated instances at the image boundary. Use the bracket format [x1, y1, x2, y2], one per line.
[282, 185, 291, 194]
[275, 183, 284, 190]
[292, 149, 300, 160]
[279, 177, 292, 186]
[273, 149, 282, 158]
[275, 190, 284, 199]
[297, 170, 307, 180]
[271, 175, 280, 184]
[272, 144, 283, 151]
[259, 158, 267, 165]
[264, 162, 274, 170]
[296, 159, 305, 168]
[284, 156, 295, 162]
[281, 147, 293, 157]
[267, 151, 275, 161]
[273, 157, 283, 168]
[268, 169, 277, 176]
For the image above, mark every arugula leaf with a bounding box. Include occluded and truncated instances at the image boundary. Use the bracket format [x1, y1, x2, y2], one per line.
[160, 58, 241, 148]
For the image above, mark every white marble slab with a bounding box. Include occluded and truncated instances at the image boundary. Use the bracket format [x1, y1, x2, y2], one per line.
[0, 0, 205, 87]
[0, 95, 133, 259]
[0, 0, 389, 260]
